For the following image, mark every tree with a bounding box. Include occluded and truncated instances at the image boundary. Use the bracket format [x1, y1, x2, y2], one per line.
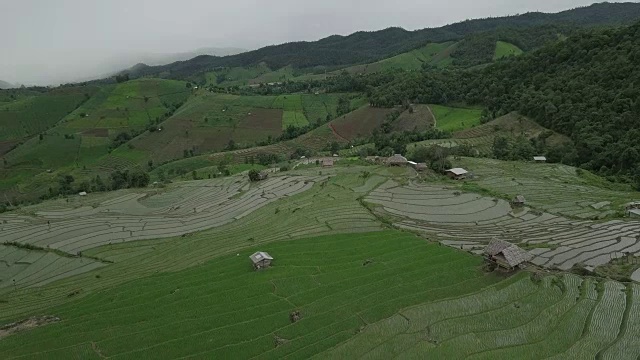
[115, 73, 129, 83]
[248, 169, 261, 182]
[492, 135, 510, 159]
[58, 175, 75, 194]
[337, 96, 351, 116]
[329, 141, 340, 154]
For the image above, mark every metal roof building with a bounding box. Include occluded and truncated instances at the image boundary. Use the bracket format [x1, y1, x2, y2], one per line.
[249, 251, 274, 270]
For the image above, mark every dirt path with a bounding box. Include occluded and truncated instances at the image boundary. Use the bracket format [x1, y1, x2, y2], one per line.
[0, 315, 60, 339]
[328, 123, 349, 142]
[426, 105, 437, 129]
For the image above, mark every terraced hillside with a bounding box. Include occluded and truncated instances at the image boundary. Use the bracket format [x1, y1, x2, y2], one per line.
[415, 112, 570, 156]
[0, 86, 98, 154]
[0, 79, 191, 201]
[0, 167, 383, 319]
[1, 165, 640, 358]
[325, 274, 640, 360]
[365, 179, 640, 272]
[456, 157, 638, 219]
[128, 92, 342, 163]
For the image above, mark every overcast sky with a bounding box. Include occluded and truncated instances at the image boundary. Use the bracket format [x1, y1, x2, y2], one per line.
[0, 0, 625, 86]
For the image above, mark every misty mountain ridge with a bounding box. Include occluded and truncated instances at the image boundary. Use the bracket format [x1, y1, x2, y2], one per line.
[124, 2, 640, 80]
[134, 47, 247, 66]
[0, 80, 15, 89]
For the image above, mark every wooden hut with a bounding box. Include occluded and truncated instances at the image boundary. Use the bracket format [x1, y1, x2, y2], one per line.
[445, 168, 468, 180]
[484, 239, 532, 270]
[512, 195, 526, 206]
[322, 158, 334, 167]
[249, 251, 274, 270]
[387, 154, 408, 166]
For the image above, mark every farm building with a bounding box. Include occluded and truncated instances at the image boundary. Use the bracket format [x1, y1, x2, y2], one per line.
[322, 158, 334, 167]
[78, 192, 87, 196]
[249, 251, 274, 270]
[512, 195, 526, 206]
[446, 168, 468, 180]
[533, 156, 547, 163]
[387, 154, 408, 166]
[484, 239, 532, 270]
[407, 161, 428, 172]
[628, 209, 640, 218]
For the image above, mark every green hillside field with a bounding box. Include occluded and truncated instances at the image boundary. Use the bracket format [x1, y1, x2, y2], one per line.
[430, 104, 483, 132]
[494, 41, 524, 60]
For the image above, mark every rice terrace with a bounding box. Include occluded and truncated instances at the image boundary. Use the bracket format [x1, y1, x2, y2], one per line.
[3, 1, 640, 359]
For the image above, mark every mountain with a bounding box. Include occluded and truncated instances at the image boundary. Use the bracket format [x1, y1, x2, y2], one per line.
[126, 2, 640, 80]
[367, 20, 640, 181]
[0, 80, 14, 89]
[132, 47, 247, 66]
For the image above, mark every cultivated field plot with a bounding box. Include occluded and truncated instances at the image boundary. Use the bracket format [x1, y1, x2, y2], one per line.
[457, 157, 638, 219]
[392, 104, 435, 132]
[0, 244, 107, 289]
[0, 231, 503, 359]
[273, 94, 309, 129]
[365, 179, 640, 271]
[330, 106, 394, 141]
[430, 104, 483, 132]
[0, 86, 97, 143]
[0, 169, 383, 319]
[324, 274, 640, 360]
[411, 112, 570, 157]
[61, 79, 189, 133]
[340, 42, 458, 75]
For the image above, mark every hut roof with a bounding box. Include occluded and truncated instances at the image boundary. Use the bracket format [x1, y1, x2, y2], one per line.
[407, 161, 418, 166]
[387, 154, 408, 164]
[249, 251, 273, 264]
[484, 239, 532, 267]
[484, 239, 511, 256]
[447, 168, 468, 176]
[323, 158, 334, 167]
[514, 195, 526, 203]
[533, 156, 547, 161]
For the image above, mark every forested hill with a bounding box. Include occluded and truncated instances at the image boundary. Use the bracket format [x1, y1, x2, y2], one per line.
[126, 2, 640, 80]
[368, 21, 640, 180]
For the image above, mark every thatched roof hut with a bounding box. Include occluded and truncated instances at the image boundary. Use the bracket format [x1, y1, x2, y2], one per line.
[484, 239, 532, 269]
[387, 154, 408, 166]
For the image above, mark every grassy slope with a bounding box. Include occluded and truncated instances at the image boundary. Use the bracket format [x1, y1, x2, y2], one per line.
[494, 41, 524, 60]
[430, 104, 483, 132]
